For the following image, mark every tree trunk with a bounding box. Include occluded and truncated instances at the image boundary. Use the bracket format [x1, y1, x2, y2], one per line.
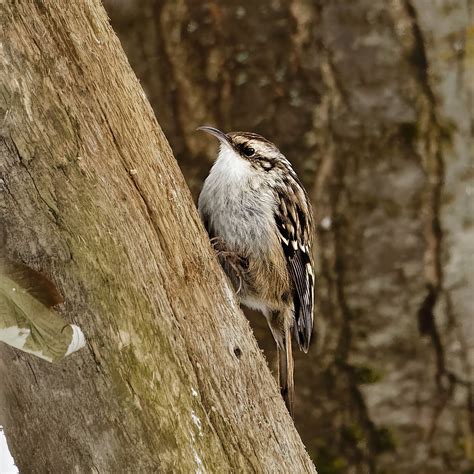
[104, 1, 474, 473]
[0, 1, 316, 472]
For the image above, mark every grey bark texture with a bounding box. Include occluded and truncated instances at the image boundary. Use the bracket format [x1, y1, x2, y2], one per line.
[104, 1, 474, 473]
[0, 1, 317, 473]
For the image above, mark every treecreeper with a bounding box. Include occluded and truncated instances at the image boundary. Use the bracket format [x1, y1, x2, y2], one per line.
[198, 126, 314, 416]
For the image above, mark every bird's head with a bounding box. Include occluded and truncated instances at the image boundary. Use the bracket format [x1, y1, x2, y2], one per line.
[198, 126, 285, 173]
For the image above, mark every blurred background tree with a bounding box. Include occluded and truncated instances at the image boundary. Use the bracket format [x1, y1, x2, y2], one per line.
[104, 1, 473, 473]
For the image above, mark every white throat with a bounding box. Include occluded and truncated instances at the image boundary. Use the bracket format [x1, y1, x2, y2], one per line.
[198, 142, 278, 255]
[212, 144, 252, 183]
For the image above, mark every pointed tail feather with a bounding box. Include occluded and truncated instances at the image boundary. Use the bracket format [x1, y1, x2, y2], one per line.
[278, 328, 294, 417]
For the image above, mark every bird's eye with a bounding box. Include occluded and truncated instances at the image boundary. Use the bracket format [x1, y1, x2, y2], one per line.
[243, 146, 255, 157]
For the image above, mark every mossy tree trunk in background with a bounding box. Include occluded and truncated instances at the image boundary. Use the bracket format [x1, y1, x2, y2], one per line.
[0, 1, 316, 472]
[104, 1, 474, 473]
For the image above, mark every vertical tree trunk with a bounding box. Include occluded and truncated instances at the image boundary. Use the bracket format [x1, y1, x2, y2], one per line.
[0, 1, 316, 472]
[105, 1, 474, 472]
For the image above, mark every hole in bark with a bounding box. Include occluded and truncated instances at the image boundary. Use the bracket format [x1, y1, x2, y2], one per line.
[234, 347, 242, 359]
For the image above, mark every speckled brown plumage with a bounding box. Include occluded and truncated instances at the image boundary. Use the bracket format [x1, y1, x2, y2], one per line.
[198, 126, 315, 416]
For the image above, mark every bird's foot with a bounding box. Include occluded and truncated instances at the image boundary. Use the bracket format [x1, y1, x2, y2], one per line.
[210, 238, 248, 294]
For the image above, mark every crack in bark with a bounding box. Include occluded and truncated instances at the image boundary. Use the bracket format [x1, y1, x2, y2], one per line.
[402, 0, 448, 389]
[25, 359, 39, 386]
[9, 136, 60, 225]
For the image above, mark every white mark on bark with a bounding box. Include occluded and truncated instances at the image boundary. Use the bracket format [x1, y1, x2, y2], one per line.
[192, 447, 204, 474]
[118, 329, 131, 349]
[20, 79, 34, 122]
[188, 428, 205, 473]
[191, 410, 203, 436]
[223, 282, 238, 310]
[0, 41, 8, 66]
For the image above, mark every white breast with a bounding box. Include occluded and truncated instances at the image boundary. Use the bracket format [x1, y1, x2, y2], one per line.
[198, 145, 277, 254]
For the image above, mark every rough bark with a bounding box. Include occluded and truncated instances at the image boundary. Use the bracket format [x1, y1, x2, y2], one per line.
[0, 1, 316, 472]
[104, 1, 474, 473]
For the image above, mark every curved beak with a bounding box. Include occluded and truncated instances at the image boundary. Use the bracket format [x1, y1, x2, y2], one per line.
[197, 126, 232, 148]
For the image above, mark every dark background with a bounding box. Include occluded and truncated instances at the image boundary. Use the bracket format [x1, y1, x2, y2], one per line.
[103, 1, 473, 473]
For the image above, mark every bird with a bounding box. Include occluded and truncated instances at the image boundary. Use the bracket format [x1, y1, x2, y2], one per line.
[197, 126, 314, 416]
